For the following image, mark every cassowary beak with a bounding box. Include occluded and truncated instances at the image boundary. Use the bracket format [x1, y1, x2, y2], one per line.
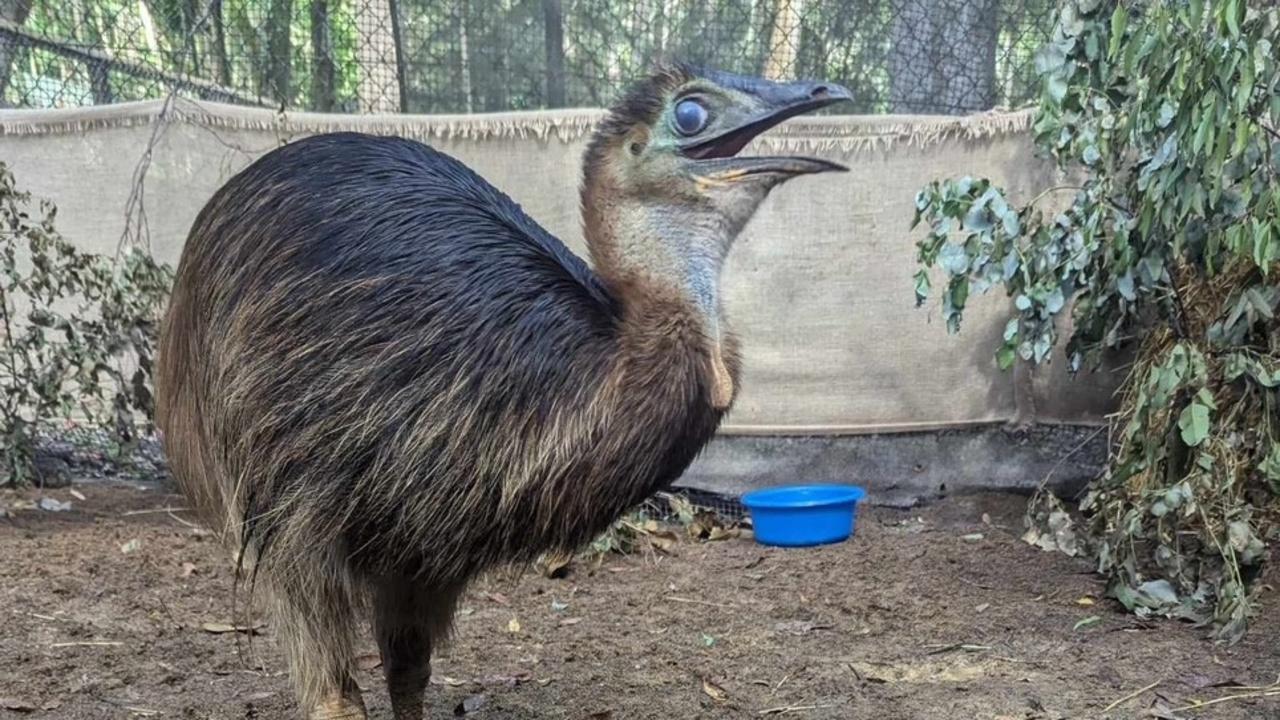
[680, 74, 853, 180]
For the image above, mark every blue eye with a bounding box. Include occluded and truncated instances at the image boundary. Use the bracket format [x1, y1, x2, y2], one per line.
[674, 99, 709, 135]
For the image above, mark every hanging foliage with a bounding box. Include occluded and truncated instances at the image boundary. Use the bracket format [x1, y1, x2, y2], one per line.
[0, 161, 172, 487]
[911, 0, 1280, 642]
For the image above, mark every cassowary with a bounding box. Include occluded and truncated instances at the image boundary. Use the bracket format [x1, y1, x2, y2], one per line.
[155, 64, 851, 719]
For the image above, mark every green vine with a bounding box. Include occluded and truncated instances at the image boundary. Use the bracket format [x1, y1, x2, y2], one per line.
[912, 0, 1280, 642]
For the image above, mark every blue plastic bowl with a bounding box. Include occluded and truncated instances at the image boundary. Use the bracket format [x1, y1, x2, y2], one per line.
[741, 484, 866, 547]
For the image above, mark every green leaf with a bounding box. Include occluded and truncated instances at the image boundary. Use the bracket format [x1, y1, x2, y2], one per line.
[996, 344, 1017, 370]
[1073, 615, 1102, 631]
[1178, 402, 1212, 447]
[1260, 444, 1280, 494]
[1045, 74, 1069, 104]
[913, 270, 931, 306]
[1224, 0, 1241, 38]
[1108, 6, 1128, 60]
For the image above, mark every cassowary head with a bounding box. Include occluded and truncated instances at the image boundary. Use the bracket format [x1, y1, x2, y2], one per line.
[581, 63, 852, 290]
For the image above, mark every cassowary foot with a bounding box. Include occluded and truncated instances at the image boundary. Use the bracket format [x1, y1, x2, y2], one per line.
[309, 692, 368, 720]
[388, 687, 426, 720]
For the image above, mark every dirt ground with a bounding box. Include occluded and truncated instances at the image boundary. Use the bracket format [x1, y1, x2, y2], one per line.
[2, 483, 1278, 720]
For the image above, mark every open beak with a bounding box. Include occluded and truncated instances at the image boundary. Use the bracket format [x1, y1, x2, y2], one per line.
[681, 74, 853, 179]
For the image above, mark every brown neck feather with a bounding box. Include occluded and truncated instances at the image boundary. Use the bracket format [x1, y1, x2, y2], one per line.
[581, 156, 739, 411]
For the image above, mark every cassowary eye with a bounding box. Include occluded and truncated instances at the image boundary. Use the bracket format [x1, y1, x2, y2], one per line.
[673, 99, 709, 136]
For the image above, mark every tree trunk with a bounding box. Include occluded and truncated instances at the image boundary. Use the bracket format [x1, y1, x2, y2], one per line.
[888, 0, 1000, 115]
[355, 0, 401, 112]
[90, 59, 113, 104]
[388, 0, 407, 113]
[542, 0, 565, 107]
[764, 0, 802, 80]
[211, 0, 231, 87]
[181, 0, 202, 76]
[459, 5, 472, 113]
[263, 0, 293, 105]
[310, 0, 335, 111]
[0, 0, 33, 105]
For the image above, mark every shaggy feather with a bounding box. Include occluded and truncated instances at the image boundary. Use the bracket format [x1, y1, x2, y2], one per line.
[156, 130, 733, 716]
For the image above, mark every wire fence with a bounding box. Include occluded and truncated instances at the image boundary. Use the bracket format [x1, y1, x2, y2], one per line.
[0, 0, 1056, 116]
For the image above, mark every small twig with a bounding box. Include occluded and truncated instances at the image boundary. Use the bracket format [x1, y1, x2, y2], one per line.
[924, 642, 992, 655]
[167, 510, 198, 528]
[665, 596, 732, 609]
[1102, 680, 1162, 712]
[771, 674, 790, 696]
[759, 704, 833, 716]
[1037, 425, 1107, 495]
[1222, 674, 1280, 692]
[1171, 689, 1280, 712]
[1025, 184, 1086, 208]
[49, 641, 123, 648]
[121, 506, 190, 516]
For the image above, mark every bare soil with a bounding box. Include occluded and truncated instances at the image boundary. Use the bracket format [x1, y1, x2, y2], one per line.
[2, 483, 1278, 720]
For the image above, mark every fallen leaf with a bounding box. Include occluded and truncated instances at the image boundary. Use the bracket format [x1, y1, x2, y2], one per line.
[974, 603, 991, 613]
[201, 622, 263, 635]
[1073, 616, 1102, 631]
[507, 616, 521, 634]
[355, 653, 382, 671]
[39, 497, 72, 512]
[180, 563, 198, 577]
[430, 676, 467, 687]
[120, 539, 142, 554]
[1075, 596, 1095, 607]
[0, 697, 37, 712]
[961, 533, 985, 543]
[550, 599, 569, 612]
[537, 678, 554, 687]
[701, 677, 729, 702]
[981, 513, 992, 525]
[707, 526, 739, 541]
[453, 693, 487, 716]
[700, 633, 716, 647]
[457, 608, 475, 617]
[69, 489, 86, 501]
[648, 530, 679, 553]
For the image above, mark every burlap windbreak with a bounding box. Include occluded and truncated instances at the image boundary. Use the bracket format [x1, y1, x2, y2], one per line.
[0, 99, 1122, 434]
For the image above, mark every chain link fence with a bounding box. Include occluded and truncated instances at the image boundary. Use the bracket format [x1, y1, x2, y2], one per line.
[0, 0, 1056, 116]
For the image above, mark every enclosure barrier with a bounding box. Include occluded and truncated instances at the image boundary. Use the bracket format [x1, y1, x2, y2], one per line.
[0, 99, 1123, 502]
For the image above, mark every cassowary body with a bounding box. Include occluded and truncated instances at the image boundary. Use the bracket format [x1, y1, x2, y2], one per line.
[156, 65, 850, 719]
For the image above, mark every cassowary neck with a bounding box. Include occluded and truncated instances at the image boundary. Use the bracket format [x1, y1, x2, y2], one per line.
[585, 196, 738, 409]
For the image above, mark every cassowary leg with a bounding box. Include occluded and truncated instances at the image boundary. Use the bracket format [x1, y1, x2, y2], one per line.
[373, 578, 444, 720]
[266, 559, 367, 720]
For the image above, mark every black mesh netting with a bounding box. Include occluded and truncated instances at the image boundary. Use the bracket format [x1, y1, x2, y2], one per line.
[1, 0, 1055, 115]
